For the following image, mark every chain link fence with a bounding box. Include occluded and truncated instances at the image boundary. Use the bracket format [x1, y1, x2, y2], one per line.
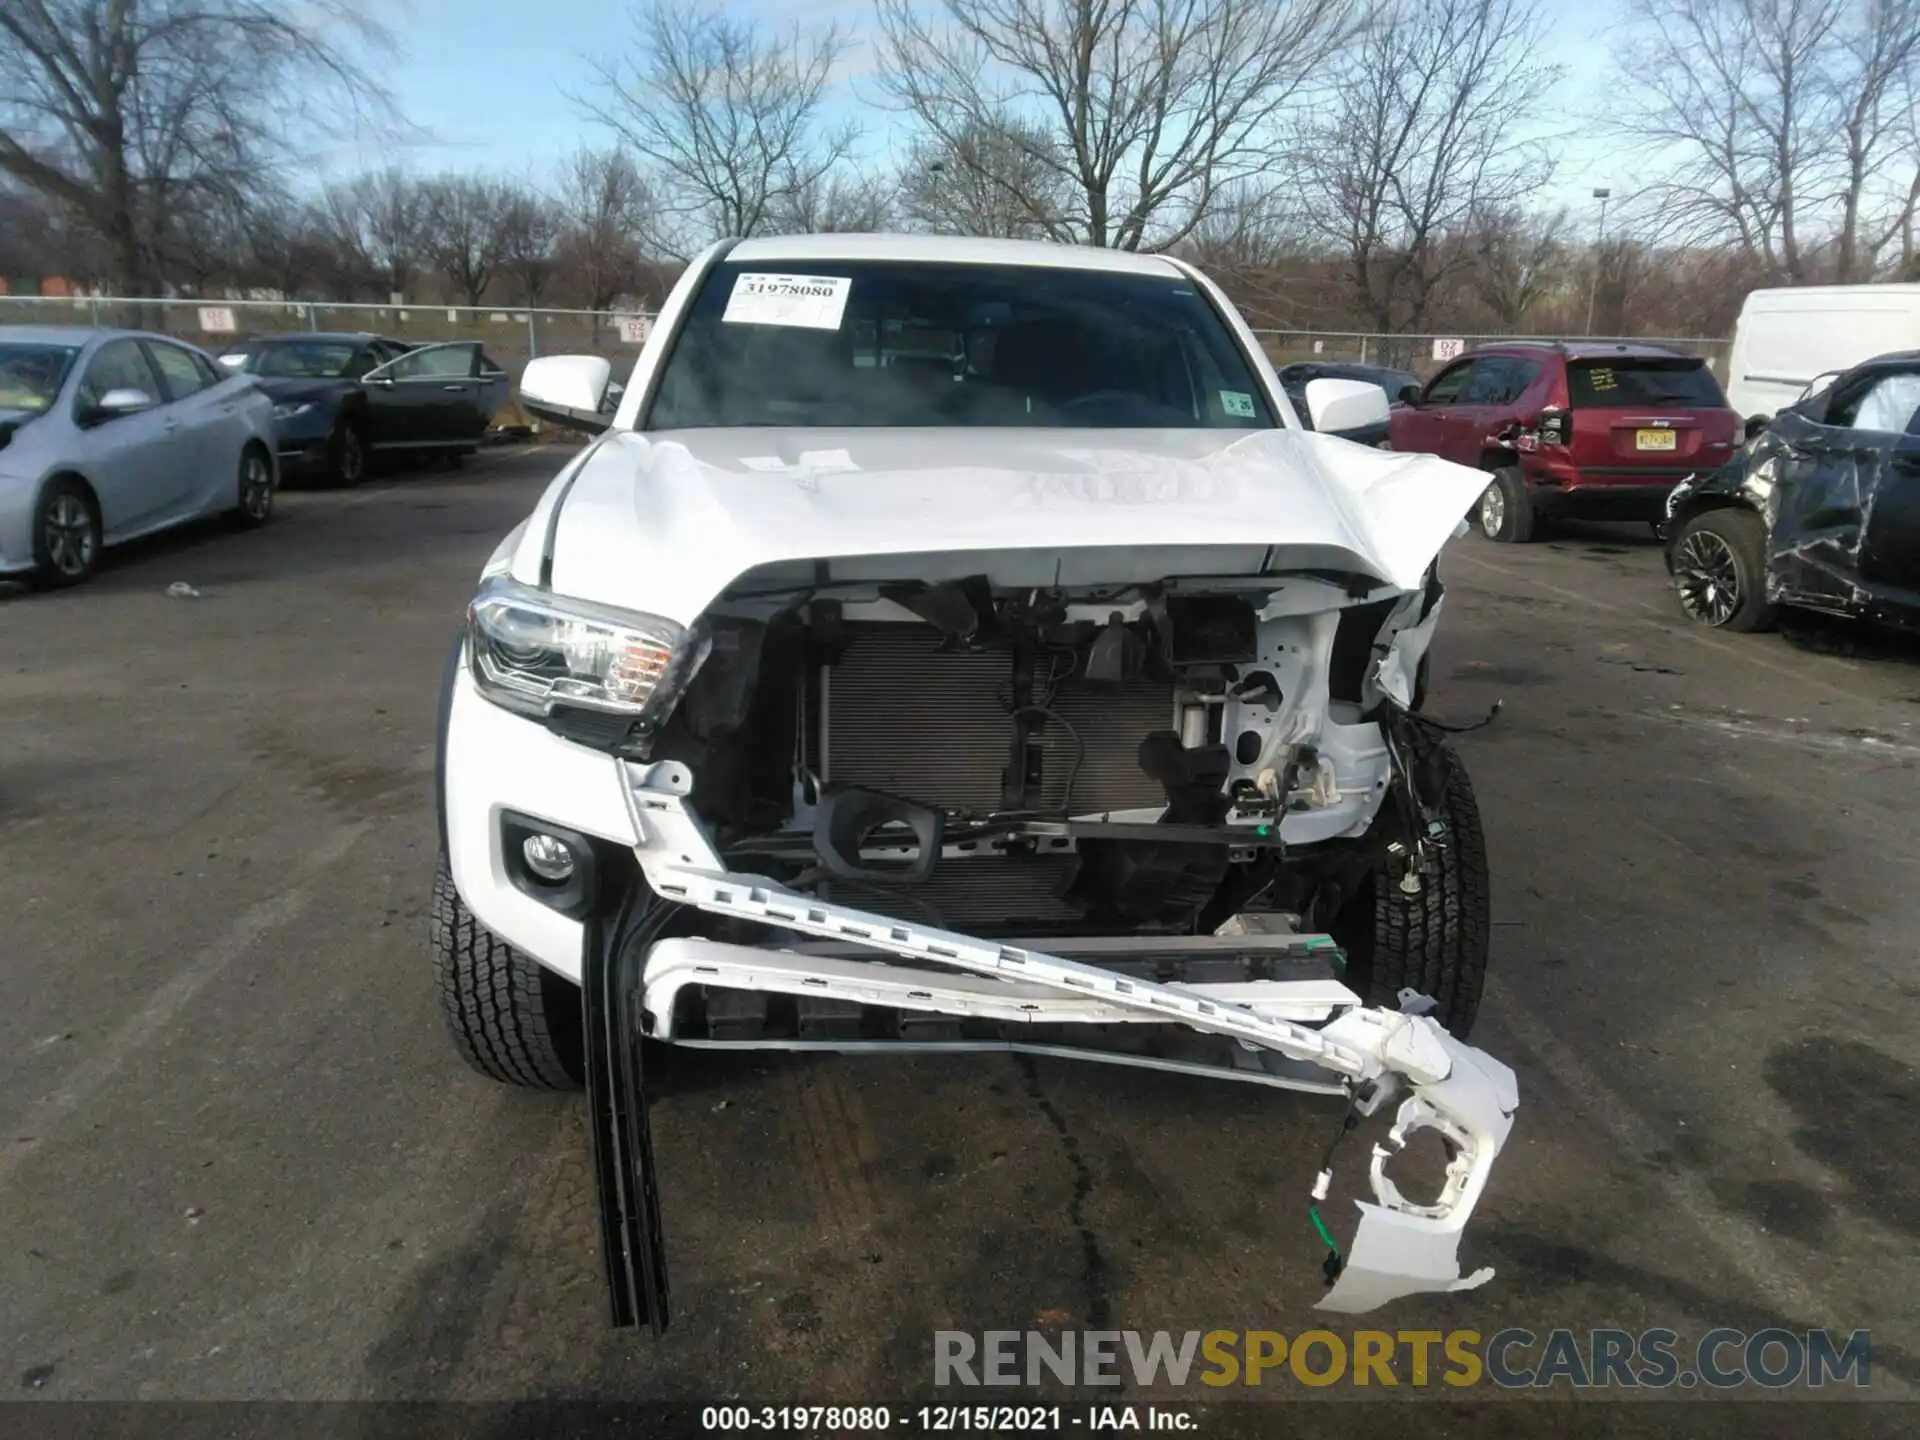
[0, 294, 1735, 387]
[0, 295, 654, 385]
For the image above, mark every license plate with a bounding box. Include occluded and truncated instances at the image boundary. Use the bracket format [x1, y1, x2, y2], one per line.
[1636, 429, 1677, 451]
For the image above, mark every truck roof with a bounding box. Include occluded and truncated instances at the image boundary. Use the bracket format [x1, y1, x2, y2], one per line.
[724, 233, 1187, 279]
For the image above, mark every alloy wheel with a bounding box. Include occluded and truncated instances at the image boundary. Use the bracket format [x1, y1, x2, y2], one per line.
[45, 494, 96, 577]
[1478, 483, 1506, 537]
[1674, 529, 1740, 625]
[242, 453, 274, 520]
[340, 427, 363, 483]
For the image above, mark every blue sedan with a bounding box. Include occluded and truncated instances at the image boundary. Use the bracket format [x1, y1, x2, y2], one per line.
[215, 334, 512, 486]
[0, 326, 279, 588]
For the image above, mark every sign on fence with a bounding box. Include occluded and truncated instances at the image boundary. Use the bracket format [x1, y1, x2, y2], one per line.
[197, 306, 237, 334]
[618, 314, 652, 344]
[1431, 337, 1465, 362]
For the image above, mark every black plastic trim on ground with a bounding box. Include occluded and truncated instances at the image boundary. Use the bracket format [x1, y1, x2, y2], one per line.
[583, 892, 674, 1335]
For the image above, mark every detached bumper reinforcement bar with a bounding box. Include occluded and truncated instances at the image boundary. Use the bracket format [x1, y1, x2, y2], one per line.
[584, 760, 1519, 1331]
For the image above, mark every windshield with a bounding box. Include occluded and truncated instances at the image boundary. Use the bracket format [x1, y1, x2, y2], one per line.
[1569, 359, 1727, 409]
[0, 342, 79, 414]
[647, 260, 1276, 430]
[241, 342, 362, 380]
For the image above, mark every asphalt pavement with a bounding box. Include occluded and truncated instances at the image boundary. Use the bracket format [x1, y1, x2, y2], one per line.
[3, 448, 1917, 1428]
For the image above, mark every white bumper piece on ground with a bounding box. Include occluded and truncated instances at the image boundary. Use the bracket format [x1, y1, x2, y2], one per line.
[618, 759, 1518, 1314]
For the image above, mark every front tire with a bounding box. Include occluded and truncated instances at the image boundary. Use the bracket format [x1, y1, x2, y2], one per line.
[430, 854, 584, 1089]
[29, 478, 101, 588]
[1670, 508, 1775, 631]
[1331, 731, 1491, 1038]
[325, 419, 367, 488]
[1476, 466, 1536, 544]
[231, 445, 274, 528]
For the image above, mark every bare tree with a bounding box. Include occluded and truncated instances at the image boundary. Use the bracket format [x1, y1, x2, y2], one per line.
[1901, 62, 1920, 277]
[1607, 0, 1920, 282]
[876, 0, 1359, 250]
[1295, 0, 1562, 334]
[498, 187, 564, 305]
[1471, 205, 1569, 328]
[322, 169, 430, 300]
[160, 193, 253, 295]
[896, 121, 1069, 238]
[234, 196, 335, 300]
[771, 172, 897, 234]
[0, 0, 386, 294]
[1833, 0, 1920, 279]
[578, 0, 857, 251]
[0, 179, 106, 283]
[553, 146, 659, 316]
[1176, 183, 1314, 324]
[423, 174, 513, 306]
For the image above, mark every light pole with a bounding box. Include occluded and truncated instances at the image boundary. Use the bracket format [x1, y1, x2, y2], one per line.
[1584, 187, 1612, 336]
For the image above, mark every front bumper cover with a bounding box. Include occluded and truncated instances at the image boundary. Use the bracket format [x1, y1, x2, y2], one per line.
[587, 758, 1518, 1332]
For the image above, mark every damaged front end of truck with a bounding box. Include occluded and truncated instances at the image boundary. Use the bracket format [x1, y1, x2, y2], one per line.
[464, 487, 1523, 1334]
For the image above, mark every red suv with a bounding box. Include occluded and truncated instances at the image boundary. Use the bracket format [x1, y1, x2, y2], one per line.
[1388, 342, 1740, 542]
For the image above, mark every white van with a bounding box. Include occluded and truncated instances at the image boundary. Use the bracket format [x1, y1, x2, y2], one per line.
[1725, 283, 1920, 421]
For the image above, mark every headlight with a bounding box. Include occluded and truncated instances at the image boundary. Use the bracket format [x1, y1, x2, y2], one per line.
[466, 575, 709, 732]
[272, 401, 315, 420]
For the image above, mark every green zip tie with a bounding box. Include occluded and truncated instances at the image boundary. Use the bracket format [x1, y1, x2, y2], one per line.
[1308, 1204, 1340, 1257]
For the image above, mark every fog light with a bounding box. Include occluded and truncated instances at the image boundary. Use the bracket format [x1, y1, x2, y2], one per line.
[521, 833, 576, 883]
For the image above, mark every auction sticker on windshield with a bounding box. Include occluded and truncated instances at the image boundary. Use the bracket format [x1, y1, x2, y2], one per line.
[723, 273, 852, 330]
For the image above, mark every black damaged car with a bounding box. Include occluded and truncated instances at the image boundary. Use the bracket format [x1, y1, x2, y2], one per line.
[1663, 351, 1920, 633]
[217, 333, 510, 486]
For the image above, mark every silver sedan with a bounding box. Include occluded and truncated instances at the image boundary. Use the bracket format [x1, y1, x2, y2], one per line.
[0, 325, 279, 588]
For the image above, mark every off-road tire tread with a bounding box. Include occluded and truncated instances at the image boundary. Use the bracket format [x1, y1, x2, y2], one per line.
[430, 855, 581, 1089]
[1340, 728, 1492, 1037]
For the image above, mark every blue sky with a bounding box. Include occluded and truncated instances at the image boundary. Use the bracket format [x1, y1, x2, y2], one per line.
[339, 0, 1626, 223]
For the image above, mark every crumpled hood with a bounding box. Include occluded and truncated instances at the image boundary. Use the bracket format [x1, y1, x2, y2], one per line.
[543, 427, 1492, 623]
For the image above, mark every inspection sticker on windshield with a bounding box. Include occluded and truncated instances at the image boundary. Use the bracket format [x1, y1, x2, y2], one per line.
[1219, 390, 1257, 418]
[722, 273, 851, 330]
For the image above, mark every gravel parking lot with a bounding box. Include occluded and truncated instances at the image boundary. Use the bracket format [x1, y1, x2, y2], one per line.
[3, 447, 1917, 1423]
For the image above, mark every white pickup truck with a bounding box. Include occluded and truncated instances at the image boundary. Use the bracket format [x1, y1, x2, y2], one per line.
[429, 233, 1519, 1327]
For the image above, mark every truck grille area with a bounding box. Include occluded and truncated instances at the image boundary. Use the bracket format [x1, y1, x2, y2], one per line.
[823, 621, 1174, 817]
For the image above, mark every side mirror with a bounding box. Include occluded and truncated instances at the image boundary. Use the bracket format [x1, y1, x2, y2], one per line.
[521, 354, 616, 434]
[1304, 377, 1391, 439]
[367, 373, 396, 388]
[92, 387, 157, 421]
[1396, 383, 1422, 407]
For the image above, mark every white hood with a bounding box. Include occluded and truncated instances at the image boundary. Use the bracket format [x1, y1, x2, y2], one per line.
[542, 427, 1490, 623]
